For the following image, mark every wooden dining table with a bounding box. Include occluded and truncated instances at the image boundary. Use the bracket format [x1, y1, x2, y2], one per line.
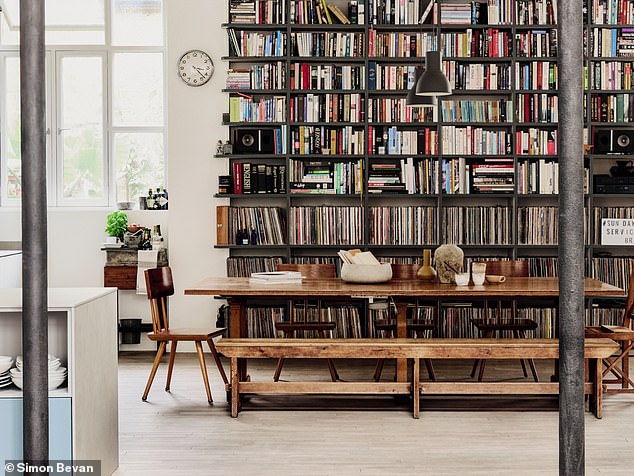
[185, 276, 624, 382]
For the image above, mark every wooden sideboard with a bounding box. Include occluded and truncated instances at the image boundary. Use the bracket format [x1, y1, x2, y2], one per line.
[102, 248, 168, 290]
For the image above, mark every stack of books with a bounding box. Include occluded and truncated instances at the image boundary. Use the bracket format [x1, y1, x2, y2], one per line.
[249, 271, 303, 284]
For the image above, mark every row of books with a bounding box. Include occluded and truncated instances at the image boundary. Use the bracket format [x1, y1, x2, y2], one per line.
[593, 0, 634, 25]
[370, 158, 440, 194]
[441, 126, 511, 155]
[442, 158, 471, 194]
[443, 62, 512, 91]
[368, 63, 417, 91]
[514, 0, 557, 25]
[514, 29, 557, 58]
[516, 93, 558, 123]
[517, 206, 559, 245]
[592, 27, 634, 57]
[291, 31, 365, 57]
[230, 162, 287, 195]
[226, 63, 286, 90]
[228, 29, 286, 57]
[289, 63, 365, 90]
[366, 0, 429, 25]
[442, 206, 512, 245]
[441, 29, 513, 58]
[288, 206, 363, 245]
[288, 159, 363, 194]
[454, 158, 515, 194]
[367, 97, 432, 123]
[590, 61, 634, 90]
[517, 159, 561, 194]
[590, 93, 634, 122]
[515, 128, 557, 155]
[440, 99, 513, 123]
[369, 206, 437, 245]
[228, 95, 286, 123]
[289, 93, 364, 123]
[368, 126, 436, 155]
[291, 125, 366, 155]
[515, 61, 558, 90]
[288, 0, 353, 25]
[367, 30, 435, 59]
[229, 0, 286, 24]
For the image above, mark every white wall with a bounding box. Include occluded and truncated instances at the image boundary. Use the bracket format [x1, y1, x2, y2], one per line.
[0, 0, 227, 352]
[165, 0, 228, 350]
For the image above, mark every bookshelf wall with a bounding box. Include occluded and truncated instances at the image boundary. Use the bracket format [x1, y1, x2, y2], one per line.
[217, 0, 634, 338]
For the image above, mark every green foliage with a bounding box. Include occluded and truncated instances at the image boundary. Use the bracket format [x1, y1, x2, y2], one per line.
[105, 211, 128, 239]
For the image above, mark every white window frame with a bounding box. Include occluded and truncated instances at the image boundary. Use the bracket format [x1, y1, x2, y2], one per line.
[0, 0, 166, 208]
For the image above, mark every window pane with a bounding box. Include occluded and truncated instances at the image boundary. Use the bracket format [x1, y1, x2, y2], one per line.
[112, 53, 163, 127]
[113, 132, 164, 204]
[0, 0, 105, 45]
[111, 0, 163, 46]
[3, 58, 21, 200]
[60, 57, 104, 200]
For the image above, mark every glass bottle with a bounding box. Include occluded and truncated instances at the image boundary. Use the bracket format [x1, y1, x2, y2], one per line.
[146, 188, 154, 209]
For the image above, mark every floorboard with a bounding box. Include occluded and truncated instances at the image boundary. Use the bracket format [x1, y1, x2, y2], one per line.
[114, 353, 634, 476]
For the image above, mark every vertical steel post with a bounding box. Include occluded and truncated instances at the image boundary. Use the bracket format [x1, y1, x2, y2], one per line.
[20, 0, 48, 467]
[558, 0, 585, 474]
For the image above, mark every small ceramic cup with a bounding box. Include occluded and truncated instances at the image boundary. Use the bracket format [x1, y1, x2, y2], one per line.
[454, 272, 470, 286]
[471, 262, 486, 285]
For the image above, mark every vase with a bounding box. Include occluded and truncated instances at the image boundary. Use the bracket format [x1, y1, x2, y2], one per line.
[434, 244, 464, 284]
[417, 249, 437, 282]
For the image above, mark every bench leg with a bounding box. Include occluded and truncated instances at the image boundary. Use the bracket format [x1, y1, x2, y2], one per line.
[413, 358, 420, 419]
[589, 358, 602, 419]
[273, 358, 285, 382]
[373, 359, 385, 382]
[231, 357, 240, 417]
[326, 359, 339, 382]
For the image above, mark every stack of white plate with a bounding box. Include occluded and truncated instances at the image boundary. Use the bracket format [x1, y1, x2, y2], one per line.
[11, 354, 67, 390]
[0, 356, 13, 389]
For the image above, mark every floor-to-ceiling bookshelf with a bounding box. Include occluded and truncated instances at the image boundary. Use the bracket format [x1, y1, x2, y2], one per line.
[216, 0, 633, 337]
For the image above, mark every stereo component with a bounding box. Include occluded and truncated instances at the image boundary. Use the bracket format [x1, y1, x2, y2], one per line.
[595, 129, 634, 154]
[233, 129, 275, 154]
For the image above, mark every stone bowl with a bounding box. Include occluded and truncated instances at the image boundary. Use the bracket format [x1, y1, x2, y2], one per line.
[341, 263, 393, 283]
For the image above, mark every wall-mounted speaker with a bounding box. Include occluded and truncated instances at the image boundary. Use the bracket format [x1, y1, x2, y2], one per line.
[595, 129, 634, 154]
[234, 129, 275, 154]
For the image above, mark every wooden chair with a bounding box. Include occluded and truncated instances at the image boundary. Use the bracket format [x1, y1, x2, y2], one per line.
[273, 263, 340, 382]
[373, 263, 437, 382]
[470, 260, 539, 382]
[142, 266, 229, 404]
[585, 269, 634, 394]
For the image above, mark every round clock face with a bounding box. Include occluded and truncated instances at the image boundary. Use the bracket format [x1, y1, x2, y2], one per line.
[178, 50, 214, 86]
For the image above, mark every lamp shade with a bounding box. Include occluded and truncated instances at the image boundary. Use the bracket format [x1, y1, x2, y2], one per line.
[416, 50, 452, 97]
[406, 67, 437, 107]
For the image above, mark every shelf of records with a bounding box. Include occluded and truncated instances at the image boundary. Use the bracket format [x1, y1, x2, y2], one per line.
[225, 255, 634, 290]
[236, 301, 624, 339]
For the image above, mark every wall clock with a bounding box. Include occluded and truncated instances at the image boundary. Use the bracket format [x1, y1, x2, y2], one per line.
[178, 49, 214, 86]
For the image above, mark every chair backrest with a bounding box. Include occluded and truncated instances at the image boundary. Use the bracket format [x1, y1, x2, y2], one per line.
[144, 266, 174, 333]
[391, 263, 419, 280]
[623, 269, 634, 329]
[276, 263, 336, 279]
[476, 260, 529, 278]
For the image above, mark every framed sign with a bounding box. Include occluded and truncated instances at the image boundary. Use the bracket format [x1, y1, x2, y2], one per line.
[601, 218, 634, 245]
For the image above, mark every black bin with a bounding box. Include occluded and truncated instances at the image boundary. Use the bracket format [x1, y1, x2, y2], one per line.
[120, 318, 143, 344]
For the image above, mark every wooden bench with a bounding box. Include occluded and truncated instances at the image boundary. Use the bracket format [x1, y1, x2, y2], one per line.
[215, 338, 620, 419]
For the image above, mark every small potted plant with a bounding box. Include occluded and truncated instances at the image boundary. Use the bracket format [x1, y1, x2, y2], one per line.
[105, 211, 128, 243]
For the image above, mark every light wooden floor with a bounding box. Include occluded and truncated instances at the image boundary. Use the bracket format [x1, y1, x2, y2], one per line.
[114, 353, 634, 476]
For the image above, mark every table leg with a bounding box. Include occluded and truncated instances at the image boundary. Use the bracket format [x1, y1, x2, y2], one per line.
[228, 298, 249, 381]
[413, 358, 420, 419]
[231, 357, 239, 418]
[395, 301, 408, 383]
[589, 358, 602, 419]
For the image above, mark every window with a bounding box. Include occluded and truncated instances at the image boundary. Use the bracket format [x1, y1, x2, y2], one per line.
[0, 0, 165, 207]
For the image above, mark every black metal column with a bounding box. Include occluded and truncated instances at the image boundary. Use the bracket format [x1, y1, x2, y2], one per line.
[20, 0, 48, 467]
[558, 0, 585, 474]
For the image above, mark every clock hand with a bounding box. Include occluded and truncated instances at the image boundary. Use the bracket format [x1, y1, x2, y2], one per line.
[192, 66, 206, 79]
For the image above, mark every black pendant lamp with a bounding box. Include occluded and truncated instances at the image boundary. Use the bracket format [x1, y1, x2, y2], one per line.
[416, 50, 452, 96]
[415, 0, 452, 97]
[406, 66, 436, 107]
